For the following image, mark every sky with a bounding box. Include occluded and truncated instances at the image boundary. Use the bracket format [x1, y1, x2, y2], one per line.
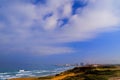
[0, 0, 120, 66]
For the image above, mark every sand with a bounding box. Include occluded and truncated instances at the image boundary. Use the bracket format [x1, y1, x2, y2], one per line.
[9, 73, 75, 80]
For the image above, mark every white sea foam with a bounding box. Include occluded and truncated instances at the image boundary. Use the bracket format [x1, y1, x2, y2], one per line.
[0, 66, 74, 80]
[0, 70, 51, 80]
[19, 70, 25, 73]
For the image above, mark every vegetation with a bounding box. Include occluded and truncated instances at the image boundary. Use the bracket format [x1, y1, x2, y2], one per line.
[10, 65, 120, 80]
[61, 65, 120, 80]
[38, 76, 53, 79]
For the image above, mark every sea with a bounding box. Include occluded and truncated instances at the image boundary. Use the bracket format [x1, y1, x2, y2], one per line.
[0, 64, 74, 80]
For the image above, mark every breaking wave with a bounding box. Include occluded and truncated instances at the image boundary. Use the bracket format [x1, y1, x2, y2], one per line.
[0, 66, 73, 80]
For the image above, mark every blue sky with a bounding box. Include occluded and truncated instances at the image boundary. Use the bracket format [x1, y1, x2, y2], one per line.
[0, 0, 120, 66]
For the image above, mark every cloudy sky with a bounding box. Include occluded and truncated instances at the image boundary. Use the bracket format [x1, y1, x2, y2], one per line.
[0, 0, 120, 66]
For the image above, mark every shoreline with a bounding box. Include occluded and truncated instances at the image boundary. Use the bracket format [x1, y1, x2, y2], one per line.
[9, 73, 75, 80]
[8, 66, 75, 80]
[9, 64, 120, 80]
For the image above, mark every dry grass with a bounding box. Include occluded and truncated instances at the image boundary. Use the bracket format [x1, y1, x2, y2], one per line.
[9, 77, 39, 80]
[52, 73, 75, 80]
[9, 65, 120, 80]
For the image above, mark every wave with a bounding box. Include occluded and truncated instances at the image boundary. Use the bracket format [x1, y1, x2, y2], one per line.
[0, 66, 74, 80]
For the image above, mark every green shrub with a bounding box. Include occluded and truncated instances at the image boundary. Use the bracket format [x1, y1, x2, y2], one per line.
[63, 76, 81, 80]
[100, 65, 116, 68]
[68, 67, 95, 73]
[85, 70, 115, 75]
[84, 75, 108, 80]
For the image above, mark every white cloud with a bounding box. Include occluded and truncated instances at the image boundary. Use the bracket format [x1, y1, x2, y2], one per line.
[30, 46, 75, 55]
[62, 1, 72, 18]
[44, 15, 58, 30]
[0, 0, 120, 55]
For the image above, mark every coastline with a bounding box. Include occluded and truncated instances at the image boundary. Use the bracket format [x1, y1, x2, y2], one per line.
[9, 73, 75, 80]
[6, 66, 75, 80]
[9, 77, 39, 80]
[9, 65, 120, 80]
[0, 65, 74, 80]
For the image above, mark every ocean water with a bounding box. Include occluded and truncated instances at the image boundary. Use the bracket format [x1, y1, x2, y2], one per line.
[0, 65, 74, 80]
